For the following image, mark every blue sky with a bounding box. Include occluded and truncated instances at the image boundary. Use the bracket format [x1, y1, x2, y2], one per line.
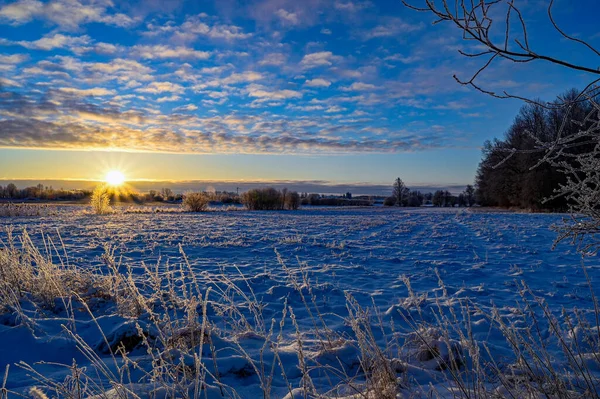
[0, 0, 597, 189]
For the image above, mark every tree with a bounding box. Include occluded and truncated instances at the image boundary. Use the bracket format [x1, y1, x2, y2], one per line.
[432, 190, 444, 207]
[463, 185, 475, 207]
[405, 0, 600, 253]
[407, 191, 423, 207]
[392, 178, 409, 207]
[285, 191, 300, 210]
[6, 183, 17, 199]
[162, 188, 173, 200]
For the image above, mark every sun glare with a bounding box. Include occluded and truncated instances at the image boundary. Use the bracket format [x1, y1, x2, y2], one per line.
[105, 170, 126, 186]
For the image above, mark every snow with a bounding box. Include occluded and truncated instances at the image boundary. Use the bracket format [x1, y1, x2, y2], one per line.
[0, 207, 598, 397]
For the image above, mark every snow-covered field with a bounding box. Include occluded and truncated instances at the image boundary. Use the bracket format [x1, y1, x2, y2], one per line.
[0, 207, 598, 398]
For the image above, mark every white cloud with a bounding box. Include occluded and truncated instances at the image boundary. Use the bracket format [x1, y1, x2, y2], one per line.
[178, 16, 252, 41]
[275, 9, 299, 25]
[325, 105, 347, 113]
[341, 82, 378, 91]
[0, 77, 22, 87]
[88, 58, 153, 77]
[93, 43, 121, 54]
[259, 53, 286, 66]
[364, 19, 423, 40]
[156, 95, 181, 103]
[334, 1, 373, 12]
[287, 104, 325, 111]
[0, 0, 43, 24]
[197, 71, 263, 89]
[0, 0, 136, 29]
[300, 51, 340, 69]
[15, 33, 90, 50]
[174, 104, 199, 112]
[0, 54, 28, 64]
[133, 45, 211, 60]
[59, 87, 116, 96]
[305, 78, 331, 88]
[384, 54, 421, 64]
[247, 84, 302, 100]
[137, 82, 185, 94]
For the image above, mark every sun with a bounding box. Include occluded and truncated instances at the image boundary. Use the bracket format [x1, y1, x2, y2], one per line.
[105, 170, 126, 186]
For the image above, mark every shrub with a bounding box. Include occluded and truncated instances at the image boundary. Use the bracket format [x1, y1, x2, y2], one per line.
[241, 187, 283, 210]
[383, 197, 396, 206]
[182, 192, 209, 212]
[284, 191, 301, 210]
[90, 186, 111, 215]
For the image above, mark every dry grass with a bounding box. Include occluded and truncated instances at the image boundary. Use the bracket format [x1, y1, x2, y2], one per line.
[0, 203, 54, 217]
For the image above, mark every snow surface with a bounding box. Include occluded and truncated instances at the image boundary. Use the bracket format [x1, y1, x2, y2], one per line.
[0, 207, 598, 397]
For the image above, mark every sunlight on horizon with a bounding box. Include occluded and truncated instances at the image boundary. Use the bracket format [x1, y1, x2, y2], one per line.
[105, 170, 126, 186]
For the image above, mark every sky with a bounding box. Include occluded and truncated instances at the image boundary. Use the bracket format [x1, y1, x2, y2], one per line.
[0, 0, 598, 192]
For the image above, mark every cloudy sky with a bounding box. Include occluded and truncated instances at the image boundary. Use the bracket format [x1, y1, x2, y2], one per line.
[0, 0, 597, 188]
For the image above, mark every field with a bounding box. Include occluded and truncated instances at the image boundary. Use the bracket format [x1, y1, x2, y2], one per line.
[0, 207, 598, 398]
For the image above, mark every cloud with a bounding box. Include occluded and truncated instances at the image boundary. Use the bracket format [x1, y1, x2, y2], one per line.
[137, 82, 185, 94]
[0, 0, 43, 24]
[384, 54, 421, 64]
[364, 18, 424, 40]
[0, 82, 449, 155]
[325, 105, 347, 113]
[320, 28, 331, 35]
[88, 58, 153, 75]
[287, 104, 325, 111]
[300, 51, 340, 69]
[247, 84, 302, 100]
[275, 9, 299, 25]
[59, 87, 116, 96]
[305, 78, 331, 88]
[177, 16, 252, 41]
[0, 54, 28, 64]
[133, 45, 211, 60]
[0, 114, 439, 154]
[258, 53, 287, 66]
[0, 0, 137, 30]
[156, 95, 181, 103]
[196, 71, 264, 89]
[0, 77, 22, 87]
[334, 1, 373, 12]
[173, 104, 198, 112]
[12, 33, 90, 50]
[341, 82, 378, 91]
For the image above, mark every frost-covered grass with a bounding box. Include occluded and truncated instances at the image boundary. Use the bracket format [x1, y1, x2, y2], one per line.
[0, 208, 598, 398]
[0, 203, 55, 217]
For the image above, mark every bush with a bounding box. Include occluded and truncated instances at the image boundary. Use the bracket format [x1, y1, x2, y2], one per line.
[182, 192, 209, 212]
[383, 196, 396, 206]
[284, 191, 300, 210]
[241, 188, 300, 210]
[90, 186, 111, 215]
[241, 187, 283, 210]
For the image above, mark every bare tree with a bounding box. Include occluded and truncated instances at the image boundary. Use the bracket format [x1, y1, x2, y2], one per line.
[403, 0, 600, 102]
[463, 184, 475, 207]
[393, 177, 409, 206]
[405, 0, 600, 254]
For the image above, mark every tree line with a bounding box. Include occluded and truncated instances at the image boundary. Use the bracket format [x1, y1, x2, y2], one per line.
[384, 178, 475, 207]
[0, 183, 89, 201]
[475, 89, 595, 211]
